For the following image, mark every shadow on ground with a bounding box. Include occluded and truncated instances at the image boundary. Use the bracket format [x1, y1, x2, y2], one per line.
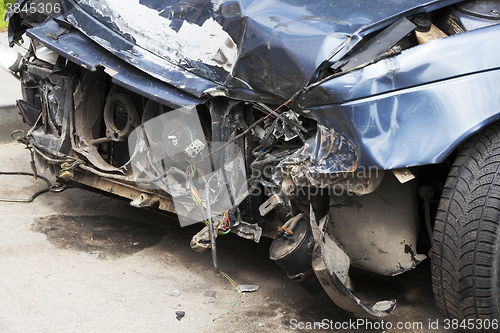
[29, 186, 446, 332]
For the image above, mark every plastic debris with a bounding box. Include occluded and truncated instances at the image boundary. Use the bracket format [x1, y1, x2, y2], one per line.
[239, 285, 259, 292]
[204, 289, 216, 297]
[167, 290, 180, 296]
[175, 311, 185, 321]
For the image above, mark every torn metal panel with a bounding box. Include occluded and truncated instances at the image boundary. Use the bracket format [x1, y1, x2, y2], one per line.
[310, 213, 397, 317]
[300, 23, 500, 106]
[77, 0, 238, 72]
[333, 17, 416, 73]
[58, 0, 462, 103]
[275, 124, 358, 191]
[61, 1, 219, 98]
[26, 18, 204, 109]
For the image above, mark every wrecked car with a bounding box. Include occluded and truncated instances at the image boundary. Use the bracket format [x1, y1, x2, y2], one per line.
[2, 0, 500, 327]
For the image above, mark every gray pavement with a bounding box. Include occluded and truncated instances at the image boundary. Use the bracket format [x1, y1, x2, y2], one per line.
[0, 32, 23, 107]
[0, 67, 21, 108]
[0, 32, 28, 142]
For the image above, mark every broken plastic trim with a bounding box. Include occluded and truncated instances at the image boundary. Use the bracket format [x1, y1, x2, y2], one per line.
[332, 17, 417, 73]
[310, 207, 397, 317]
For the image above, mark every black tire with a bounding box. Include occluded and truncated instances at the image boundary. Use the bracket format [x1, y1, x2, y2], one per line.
[432, 122, 500, 332]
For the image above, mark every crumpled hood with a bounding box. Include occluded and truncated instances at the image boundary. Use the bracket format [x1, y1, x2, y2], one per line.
[66, 0, 460, 101]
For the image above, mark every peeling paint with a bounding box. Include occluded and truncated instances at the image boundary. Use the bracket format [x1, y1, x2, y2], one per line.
[78, 0, 238, 73]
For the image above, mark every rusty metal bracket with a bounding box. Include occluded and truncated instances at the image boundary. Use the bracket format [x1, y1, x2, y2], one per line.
[130, 193, 160, 208]
[232, 221, 262, 243]
[392, 168, 415, 183]
[70, 170, 177, 214]
[259, 193, 283, 216]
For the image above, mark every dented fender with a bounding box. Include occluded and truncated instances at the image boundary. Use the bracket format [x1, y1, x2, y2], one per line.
[299, 23, 500, 169]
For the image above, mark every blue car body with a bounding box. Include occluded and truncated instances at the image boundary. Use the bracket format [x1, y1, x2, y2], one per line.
[7, 0, 500, 171]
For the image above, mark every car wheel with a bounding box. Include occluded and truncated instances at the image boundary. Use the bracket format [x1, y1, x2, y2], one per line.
[432, 122, 500, 332]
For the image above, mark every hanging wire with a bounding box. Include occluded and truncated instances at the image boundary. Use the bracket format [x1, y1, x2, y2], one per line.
[213, 271, 242, 321]
[218, 210, 231, 235]
[0, 172, 51, 202]
[12, 40, 29, 51]
[185, 153, 231, 235]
